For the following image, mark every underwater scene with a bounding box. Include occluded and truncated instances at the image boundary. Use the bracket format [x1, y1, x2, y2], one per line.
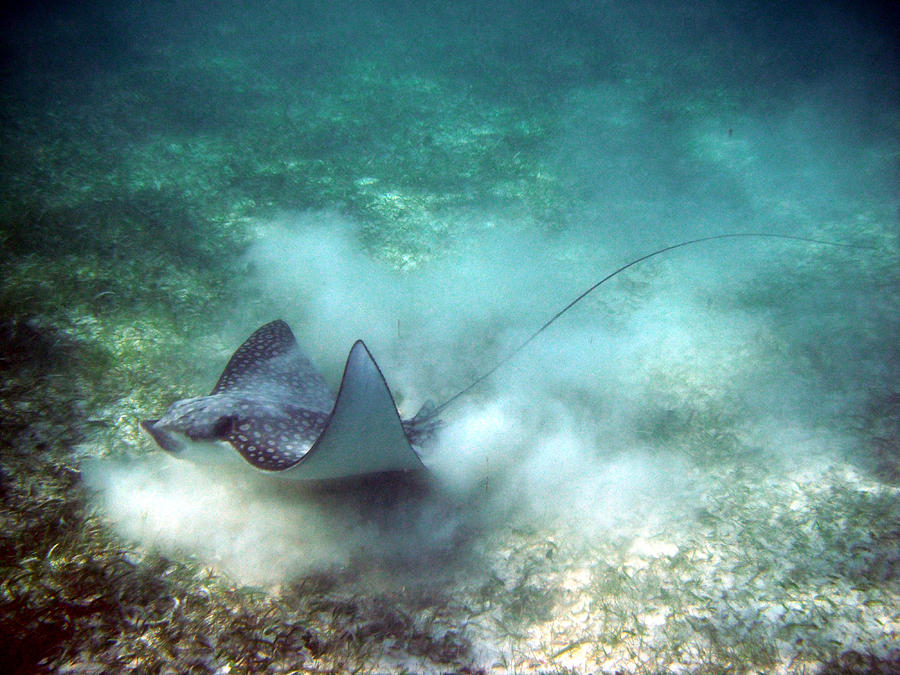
[1, 1, 898, 673]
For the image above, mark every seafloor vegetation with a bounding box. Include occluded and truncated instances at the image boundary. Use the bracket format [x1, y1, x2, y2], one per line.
[1, 2, 898, 673]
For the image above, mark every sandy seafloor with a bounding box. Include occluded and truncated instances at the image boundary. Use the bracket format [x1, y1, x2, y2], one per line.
[0, 1, 898, 673]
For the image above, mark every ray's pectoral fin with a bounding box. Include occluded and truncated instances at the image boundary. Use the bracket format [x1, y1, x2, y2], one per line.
[282, 340, 425, 481]
[212, 320, 297, 393]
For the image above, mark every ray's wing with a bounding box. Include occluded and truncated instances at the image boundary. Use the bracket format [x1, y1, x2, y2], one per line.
[279, 340, 425, 481]
[224, 406, 330, 471]
[204, 323, 424, 480]
[211, 320, 333, 412]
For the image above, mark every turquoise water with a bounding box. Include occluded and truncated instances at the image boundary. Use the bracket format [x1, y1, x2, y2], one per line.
[1, 1, 897, 672]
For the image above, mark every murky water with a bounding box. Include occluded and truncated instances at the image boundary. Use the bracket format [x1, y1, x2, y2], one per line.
[1, 2, 897, 672]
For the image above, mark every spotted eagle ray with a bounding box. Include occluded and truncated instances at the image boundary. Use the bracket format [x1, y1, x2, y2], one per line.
[142, 321, 437, 481]
[142, 233, 865, 482]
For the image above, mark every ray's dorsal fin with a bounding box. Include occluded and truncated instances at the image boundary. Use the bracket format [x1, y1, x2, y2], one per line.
[212, 320, 333, 411]
[281, 340, 425, 481]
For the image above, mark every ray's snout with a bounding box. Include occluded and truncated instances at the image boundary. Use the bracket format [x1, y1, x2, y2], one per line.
[140, 419, 181, 454]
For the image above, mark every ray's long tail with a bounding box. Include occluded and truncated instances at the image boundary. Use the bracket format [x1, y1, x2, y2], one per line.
[427, 232, 874, 417]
